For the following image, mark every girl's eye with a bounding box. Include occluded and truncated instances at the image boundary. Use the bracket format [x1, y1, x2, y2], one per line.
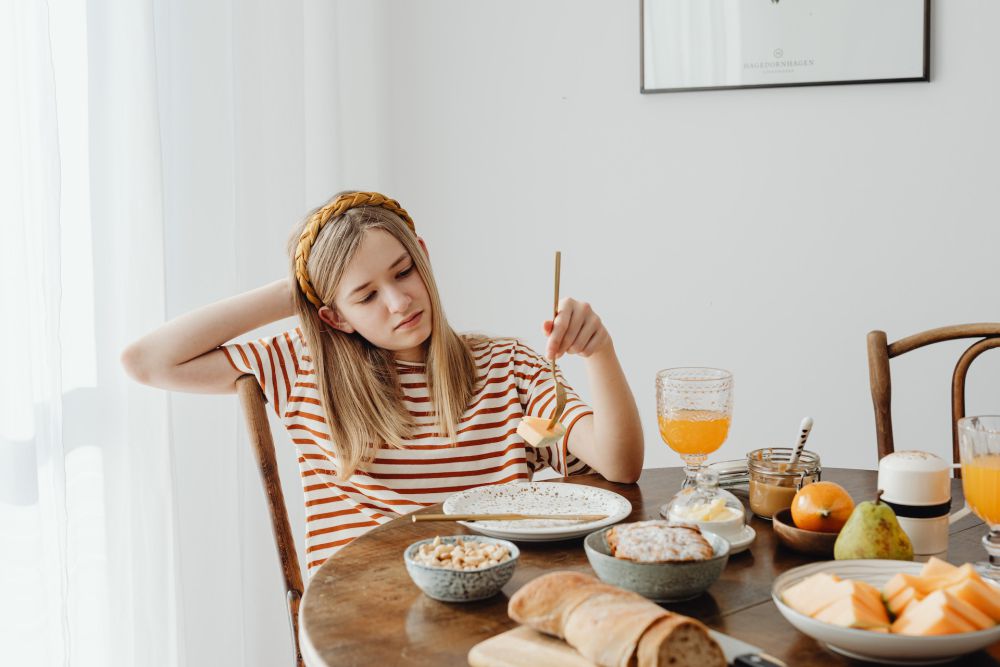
[359, 291, 376, 304]
[397, 265, 414, 279]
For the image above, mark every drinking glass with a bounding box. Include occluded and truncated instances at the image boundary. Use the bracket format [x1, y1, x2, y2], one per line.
[656, 367, 734, 507]
[958, 415, 1000, 580]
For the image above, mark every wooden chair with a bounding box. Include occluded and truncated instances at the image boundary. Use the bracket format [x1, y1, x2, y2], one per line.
[236, 375, 305, 667]
[867, 324, 1000, 468]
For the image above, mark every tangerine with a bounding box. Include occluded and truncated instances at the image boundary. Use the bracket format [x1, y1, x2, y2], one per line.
[791, 481, 855, 533]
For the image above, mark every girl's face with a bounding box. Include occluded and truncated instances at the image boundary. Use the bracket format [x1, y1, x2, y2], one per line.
[321, 229, 433, 362]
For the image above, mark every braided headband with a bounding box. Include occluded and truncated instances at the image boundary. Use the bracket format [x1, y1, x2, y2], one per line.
[294, 191, 416, 308]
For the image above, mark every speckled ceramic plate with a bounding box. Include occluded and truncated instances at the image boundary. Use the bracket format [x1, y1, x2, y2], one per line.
[442, 482, 632, 541]
[773, 560, 1000, 664]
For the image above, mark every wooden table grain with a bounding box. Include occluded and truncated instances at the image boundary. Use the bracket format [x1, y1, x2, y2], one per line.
[299, 467, 1000, 666]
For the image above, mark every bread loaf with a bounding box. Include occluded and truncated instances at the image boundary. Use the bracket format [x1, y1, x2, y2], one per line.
[637, 615, 727, 667]
[563, 592, 669, 667]
[606, 521, 713, 563]
[508, 571, 624, 638]
[507, 571, 725, 667]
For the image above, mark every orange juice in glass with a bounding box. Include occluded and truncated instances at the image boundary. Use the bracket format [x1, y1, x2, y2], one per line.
[658, 409, 731, 456]
[962, 454, 1000, 525]
[656, 368, 733, 509]
[958, 416, 1000, 580]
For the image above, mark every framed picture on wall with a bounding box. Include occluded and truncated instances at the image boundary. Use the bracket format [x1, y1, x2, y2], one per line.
[641, 0, 930, 93]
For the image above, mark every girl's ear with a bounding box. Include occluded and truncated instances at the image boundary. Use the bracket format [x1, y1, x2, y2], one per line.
[318, 305, 355, 334]
[417, 236, 429, 259]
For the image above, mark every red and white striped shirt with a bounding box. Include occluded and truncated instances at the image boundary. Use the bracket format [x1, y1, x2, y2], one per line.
[223, 330, 593, 575]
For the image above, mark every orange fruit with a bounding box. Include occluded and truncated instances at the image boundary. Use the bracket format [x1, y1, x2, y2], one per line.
[791, 481, 855, 533]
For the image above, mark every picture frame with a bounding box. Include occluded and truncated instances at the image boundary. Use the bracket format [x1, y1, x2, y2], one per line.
[641, 0, 930, 94]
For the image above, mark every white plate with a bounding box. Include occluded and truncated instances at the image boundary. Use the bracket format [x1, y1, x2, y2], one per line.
[725, 525, 756, 555]
[772, 559, 1000, 665]
[442, 482, 632, 541]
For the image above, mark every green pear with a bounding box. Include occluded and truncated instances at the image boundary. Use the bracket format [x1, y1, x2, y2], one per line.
[834, 490, 913, 561]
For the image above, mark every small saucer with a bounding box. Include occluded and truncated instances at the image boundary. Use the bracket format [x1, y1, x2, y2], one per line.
[725, 525, 756, 554]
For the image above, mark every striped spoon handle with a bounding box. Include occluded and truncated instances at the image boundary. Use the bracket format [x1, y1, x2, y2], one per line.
[789, 416, 814, 465]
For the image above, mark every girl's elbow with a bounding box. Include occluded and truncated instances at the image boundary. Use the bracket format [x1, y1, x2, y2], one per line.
[605, 467, 641, 485]
[619, 456, 644, 484]
[121, 342, 154, 385]
[606, 450, 643, 484]
[616, 434, 644, 484]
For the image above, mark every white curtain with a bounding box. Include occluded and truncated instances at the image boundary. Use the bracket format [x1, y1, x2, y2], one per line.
[0, 0, 179, 665]
[3, 0, 380, 664]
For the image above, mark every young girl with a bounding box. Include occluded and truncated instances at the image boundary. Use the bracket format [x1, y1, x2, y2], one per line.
[122, 191, 643, 575]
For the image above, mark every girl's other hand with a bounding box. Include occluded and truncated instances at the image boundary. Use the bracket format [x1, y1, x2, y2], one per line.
[542, 298, 611, 360]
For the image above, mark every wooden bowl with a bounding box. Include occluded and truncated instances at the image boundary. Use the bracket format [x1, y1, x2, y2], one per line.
[772, 508, 839, 557]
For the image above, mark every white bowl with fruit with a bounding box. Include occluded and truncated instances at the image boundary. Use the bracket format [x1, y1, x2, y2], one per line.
[773, 557, 1000, 664]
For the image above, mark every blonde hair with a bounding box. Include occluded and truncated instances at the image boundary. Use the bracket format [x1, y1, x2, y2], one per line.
[289, 191, 477, 480]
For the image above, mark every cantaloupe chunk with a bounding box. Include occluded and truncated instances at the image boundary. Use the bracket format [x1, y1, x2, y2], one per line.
[813, 594, 890, 630]
[516, 416, 565, 447]
[783, 574, 883, 618]
[951, 563, 986, 587]
[892, 591, 979, 635]
[886, 585, 921, 617]
[942, 590, 994, 630]
[892, 611, 973, 636]
[885, 571, 957, 598]
[946, 577, 1000, 622]
[883, 572, 958, 617]
[881, 561, 1000, 628]
[882, 562, 981, 618]
[782, 573, 841, 616]
[884, 573, 931, 600]
[848, 581, 886, 615]
[921, 557, 959, 580]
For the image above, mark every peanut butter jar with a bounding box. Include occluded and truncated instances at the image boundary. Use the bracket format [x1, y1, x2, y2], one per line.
[746, 448, 821, 520]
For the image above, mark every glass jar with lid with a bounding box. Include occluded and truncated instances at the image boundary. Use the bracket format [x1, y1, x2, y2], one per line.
[664, 469, 746, 542]
[746, 447, 821, 519]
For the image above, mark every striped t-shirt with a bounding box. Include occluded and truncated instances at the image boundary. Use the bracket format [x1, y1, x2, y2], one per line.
[223, 330, 593, 575]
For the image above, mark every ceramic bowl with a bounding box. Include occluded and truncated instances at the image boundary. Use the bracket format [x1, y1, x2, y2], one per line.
[403, 535, 518, 602]
[583, 527, 729, 602]
[772, 508, 839, 557]
[773, 560, 1000, 664]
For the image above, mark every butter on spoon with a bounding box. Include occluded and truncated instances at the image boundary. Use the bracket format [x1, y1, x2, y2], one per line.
[517, 415, 566, 447]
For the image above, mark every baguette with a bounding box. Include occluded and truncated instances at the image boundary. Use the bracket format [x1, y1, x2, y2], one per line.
[637, 615, 726, 667]
[508, 571, 725, 667]
[563, 592, 668, 667]
[508, 571, 624, 638]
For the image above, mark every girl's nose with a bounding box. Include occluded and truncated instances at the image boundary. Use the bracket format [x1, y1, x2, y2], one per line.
[385, 286, 412, 313]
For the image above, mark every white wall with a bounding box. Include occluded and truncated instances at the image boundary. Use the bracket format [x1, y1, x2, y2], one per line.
[156, 1, 1000, 664]
[372, 0, 1000, 472]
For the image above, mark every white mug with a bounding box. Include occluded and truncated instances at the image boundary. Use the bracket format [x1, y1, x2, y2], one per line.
[877, 451, 971, 556]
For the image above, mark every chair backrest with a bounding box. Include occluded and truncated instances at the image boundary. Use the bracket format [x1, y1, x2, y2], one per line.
[867, 324, 1000, 467]
[236, 375, 305, 667]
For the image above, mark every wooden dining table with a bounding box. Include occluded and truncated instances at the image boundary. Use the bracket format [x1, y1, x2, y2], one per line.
[299, 467, 1000, 666]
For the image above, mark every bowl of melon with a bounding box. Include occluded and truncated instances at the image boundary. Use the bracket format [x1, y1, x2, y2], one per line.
[772, 557, 1000, 664]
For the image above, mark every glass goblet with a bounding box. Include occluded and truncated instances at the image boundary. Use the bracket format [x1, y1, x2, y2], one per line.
[958, 415, 1000, 580]
[656, 367, 733, 518]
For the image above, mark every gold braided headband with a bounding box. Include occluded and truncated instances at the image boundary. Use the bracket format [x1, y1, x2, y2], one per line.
[294, 191, 416, 308]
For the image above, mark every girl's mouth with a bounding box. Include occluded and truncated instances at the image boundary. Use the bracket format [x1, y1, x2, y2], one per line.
[395, 311, 423, 330]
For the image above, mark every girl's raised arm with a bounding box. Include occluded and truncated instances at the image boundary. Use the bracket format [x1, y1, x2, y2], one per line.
[544, 297, 644, 484]
[121, 278, 294, 394]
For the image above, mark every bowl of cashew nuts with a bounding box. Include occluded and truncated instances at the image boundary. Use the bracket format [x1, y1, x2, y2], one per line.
[403, 535, 519, 602]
